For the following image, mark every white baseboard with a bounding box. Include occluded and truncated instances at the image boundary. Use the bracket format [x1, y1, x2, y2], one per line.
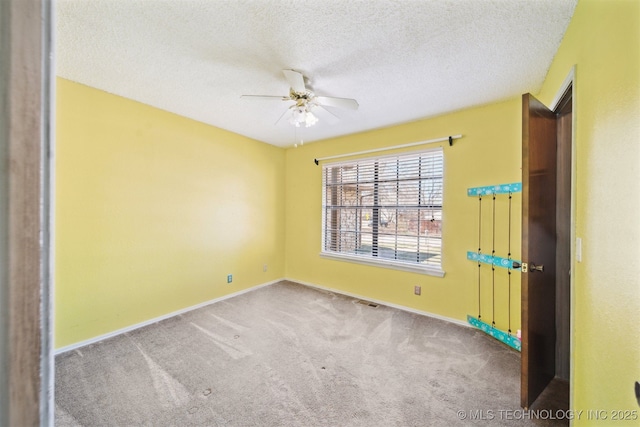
[285, 277, 470, 328]
[54, 278, 283, 355]
[56, 277, 469, 355]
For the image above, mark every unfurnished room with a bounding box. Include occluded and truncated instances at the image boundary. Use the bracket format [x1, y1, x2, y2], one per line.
[1, 0, 639, 426]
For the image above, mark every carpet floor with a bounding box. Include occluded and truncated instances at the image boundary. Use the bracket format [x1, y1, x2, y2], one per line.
[55, 280, 565, 426]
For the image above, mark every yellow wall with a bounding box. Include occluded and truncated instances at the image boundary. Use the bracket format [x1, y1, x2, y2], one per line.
[55, 78, 286, 348]
[285, 98, 523, 331]
[536, 0, 640, 423]
[56, 0, 640, 420]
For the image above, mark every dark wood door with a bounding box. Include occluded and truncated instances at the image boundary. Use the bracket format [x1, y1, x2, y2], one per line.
[521, 93, 558, 409]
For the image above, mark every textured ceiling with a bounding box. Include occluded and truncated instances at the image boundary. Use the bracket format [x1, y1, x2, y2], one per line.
[56, 0, 577, 148]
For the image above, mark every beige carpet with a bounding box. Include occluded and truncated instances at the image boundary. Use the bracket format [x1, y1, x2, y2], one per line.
[55, 281, 565, 426]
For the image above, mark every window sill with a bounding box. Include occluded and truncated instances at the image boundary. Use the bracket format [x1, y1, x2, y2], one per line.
[319, 252, 445, 277]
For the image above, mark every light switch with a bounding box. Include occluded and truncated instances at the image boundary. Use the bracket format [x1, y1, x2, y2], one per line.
[576, 237, 582, 262]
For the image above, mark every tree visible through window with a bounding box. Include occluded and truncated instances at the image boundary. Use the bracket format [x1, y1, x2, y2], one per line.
[321, 148, 443, 273]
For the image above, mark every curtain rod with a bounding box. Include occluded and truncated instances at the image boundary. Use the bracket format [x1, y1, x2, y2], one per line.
[313, 134, 463, 165]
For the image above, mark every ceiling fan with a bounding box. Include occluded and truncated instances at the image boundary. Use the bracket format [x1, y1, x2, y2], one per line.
[241, 69, 359, 128]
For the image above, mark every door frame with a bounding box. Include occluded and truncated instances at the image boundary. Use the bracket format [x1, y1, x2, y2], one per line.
[1, 0, 54, 425]
[532, 65, 577, 408]
[549, 66, 576, 410]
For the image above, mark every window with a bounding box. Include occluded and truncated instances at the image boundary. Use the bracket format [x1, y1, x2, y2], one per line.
[321, 148, 444, 276]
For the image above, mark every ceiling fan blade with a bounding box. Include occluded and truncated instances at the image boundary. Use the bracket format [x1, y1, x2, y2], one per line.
[241, 95, 289, 101]
[316, 96, 359, 110]
[314, 105, 341, 125]
[282, 69, 306, 93]
[274, 107, 291, 125]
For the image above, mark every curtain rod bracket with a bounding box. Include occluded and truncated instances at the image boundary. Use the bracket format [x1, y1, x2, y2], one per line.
[314, 158, 319, 165]
[449, 136, 453, 146]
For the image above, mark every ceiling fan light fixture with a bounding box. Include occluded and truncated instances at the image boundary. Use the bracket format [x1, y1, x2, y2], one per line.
[304, 110, 318, 127]
[289, 105, 318, 128]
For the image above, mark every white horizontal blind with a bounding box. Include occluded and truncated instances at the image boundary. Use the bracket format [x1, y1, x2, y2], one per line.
[322, 148, 443, 271]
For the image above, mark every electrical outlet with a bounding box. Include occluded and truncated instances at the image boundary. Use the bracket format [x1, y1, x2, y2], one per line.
[227, 274, 232, 283]
[263, 264, 268, 272]
[414, 285, 421, 296]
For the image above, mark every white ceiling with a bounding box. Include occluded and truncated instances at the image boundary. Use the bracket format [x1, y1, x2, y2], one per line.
[56, 0, 577, 148]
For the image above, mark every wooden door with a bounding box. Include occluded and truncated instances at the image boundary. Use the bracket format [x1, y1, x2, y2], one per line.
[521, 93, 558, 409]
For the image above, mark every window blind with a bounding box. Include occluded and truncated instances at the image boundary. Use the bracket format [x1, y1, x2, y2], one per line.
[321, 148, 444, 272]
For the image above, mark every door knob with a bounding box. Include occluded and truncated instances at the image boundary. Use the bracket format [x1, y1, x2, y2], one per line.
[530, 263, 544, 272]
[521, 262, 544, 273]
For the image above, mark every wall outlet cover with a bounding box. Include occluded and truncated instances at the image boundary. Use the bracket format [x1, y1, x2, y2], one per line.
[227, 274, 233, 283]
[414, 285, 421, 295]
